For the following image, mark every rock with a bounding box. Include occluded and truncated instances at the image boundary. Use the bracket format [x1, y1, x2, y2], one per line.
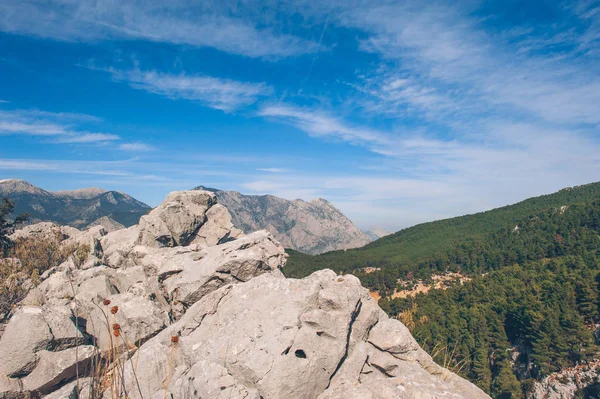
[99, 225, 140, 268]
[21, 346, 96, 394]
[162, 231, 287, 306]
[43, 377, 92, 399]
[0, 375, 22, 399]
[63, 225, 106, 258]
[43, 304, 87, 350]
[0, 306, 53, 377]
[100, 190, 245, 268]
[86, 293, 167, 351]
[367, 319, 420, 357]
[87, 216, 126, 232]
[528, 360, 600, 399]
[190, 203, 244, 246]
[9, 222, 77, 242]
[137, 190, 217, 247]
[120, 270, 489, 399]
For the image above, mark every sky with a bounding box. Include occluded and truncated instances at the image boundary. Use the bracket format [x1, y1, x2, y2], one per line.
[0, 0, 599, 231]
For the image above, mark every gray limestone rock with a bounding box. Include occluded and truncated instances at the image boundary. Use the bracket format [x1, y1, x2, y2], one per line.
[119, 270, 489, 399]
[0, 306, 53, 377]
[21, 346, 96, 394]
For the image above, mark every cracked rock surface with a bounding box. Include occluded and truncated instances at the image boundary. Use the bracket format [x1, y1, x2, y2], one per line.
[0, 190, 488, 398]
[121, 270, 489, 399]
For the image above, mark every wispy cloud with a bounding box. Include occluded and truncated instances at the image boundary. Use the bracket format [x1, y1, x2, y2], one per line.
[259, 104, 390, 147]
[0, 0, 316, 59]
[257, 168, 288, 173]
[0, 100, 9, 103]
[340, 1, 600, 125]
[54, 133, 120, 143]
[119, 142, 154, 151]
[0, 108, 151, 150]
[99, 67, 271, 112]
[0, 120, 67, 135]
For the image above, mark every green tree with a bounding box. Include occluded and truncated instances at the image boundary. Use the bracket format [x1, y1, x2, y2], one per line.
[0, 197, 29, 256]
[491, 360, 521, 399]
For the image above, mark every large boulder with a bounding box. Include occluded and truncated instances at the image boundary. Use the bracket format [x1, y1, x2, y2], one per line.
[0, 307, 53, 377]
[136, 190, 243, 248]
[119, 270, 489, 399]
[100, 190, 244, 267]
[21, 346, 96, 394]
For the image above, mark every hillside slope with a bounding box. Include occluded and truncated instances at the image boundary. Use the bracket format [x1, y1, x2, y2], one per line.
[0, 179, 150, 229]
[286, 182, 600, 280]
[287, 182, 600, 398]
[193, 185, 371, 255]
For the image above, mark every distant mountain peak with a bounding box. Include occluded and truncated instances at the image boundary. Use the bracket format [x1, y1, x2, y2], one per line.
[0, 179, 150, 228]
[192, 185, 371, 254]
[193, 185, 220, 193]
[54, 187, 108, 199]
[0, 179, 50, 195]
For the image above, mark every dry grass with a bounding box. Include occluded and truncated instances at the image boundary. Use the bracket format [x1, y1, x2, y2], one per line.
[13, 232, 90, 275]
[431, 342, 468, 382]
[1, 233, 90, 321]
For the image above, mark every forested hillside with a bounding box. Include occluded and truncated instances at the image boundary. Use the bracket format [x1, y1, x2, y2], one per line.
[285, 182, 600, 294]
[384, 253, 600, 398]
[285, 183, 600, 398]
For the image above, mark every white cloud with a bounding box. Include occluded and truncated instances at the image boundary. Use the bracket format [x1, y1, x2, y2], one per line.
[0, 100, 9, 103]
[0, 108, 152, 149]
[0, 120, 68, 135]
[0, 0, 315, 59]
[101, 68, 271, 111]
[339, 1, 600, 126]
[259, 104, 390, 147]
[119, 142, 154, 151]
[257, 168, 287, 173]
[54, 133, 120, 143]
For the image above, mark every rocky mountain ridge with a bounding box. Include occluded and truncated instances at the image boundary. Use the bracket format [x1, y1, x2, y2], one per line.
[193, 185, 372, 255]
[0, 189, 488, 398]
[0, 179, 150, 229]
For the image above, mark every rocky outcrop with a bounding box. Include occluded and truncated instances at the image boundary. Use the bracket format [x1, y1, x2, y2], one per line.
[135, 190, 243, 248]
[121, 270, 487, 399]
[0, 189, 487, 398]
[0, 179, 150, 229]
[528, 359, 600, 399]
[87, 216, 125, 232]
[193, 185, 371, 254]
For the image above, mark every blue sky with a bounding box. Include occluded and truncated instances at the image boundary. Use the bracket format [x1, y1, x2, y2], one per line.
[1, 0, 599, 231]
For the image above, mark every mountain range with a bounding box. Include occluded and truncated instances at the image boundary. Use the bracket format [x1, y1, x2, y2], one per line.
[0, 179, 151, 230]
[193, 185, 372, 255]
[0, 180, 372, 255]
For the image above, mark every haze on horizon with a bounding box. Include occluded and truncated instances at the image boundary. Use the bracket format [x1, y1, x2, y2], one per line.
[0, 0, 599, 231]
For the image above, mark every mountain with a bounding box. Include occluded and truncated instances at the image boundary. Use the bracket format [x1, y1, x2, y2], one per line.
[364, 227, 391, 241]
[0, 179, 150, 229]
[192, 185, 371, 255]
[0, 190, 487, 398]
